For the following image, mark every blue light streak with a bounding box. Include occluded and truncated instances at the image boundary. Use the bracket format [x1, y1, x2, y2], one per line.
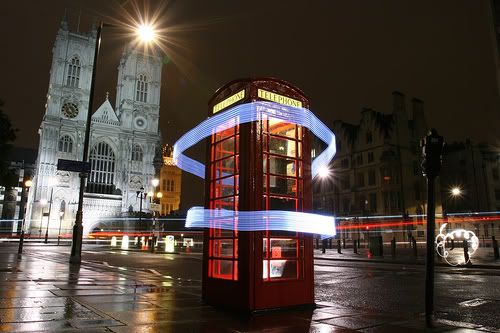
[173, 101, 336, 179]
[186, 207, 336, 238]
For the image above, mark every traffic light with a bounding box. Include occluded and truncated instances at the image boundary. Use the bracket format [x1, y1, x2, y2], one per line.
[420, 129, 444, 178]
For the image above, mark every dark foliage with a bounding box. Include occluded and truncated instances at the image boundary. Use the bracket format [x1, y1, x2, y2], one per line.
[0, 100, 18, 187]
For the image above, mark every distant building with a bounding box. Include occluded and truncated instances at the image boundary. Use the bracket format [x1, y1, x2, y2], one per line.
[159, 145, 182, 215]
[0, 148, 37, 234]
[27, 17, 163, 236]
[313, 91, 439, 241]
[441, 141, 500, 214]
[488, 0, 500, 97]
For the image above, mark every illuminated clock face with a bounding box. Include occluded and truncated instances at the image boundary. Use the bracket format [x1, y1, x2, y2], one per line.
[134, 116, 147, 130]
[61, 102, 79, 118]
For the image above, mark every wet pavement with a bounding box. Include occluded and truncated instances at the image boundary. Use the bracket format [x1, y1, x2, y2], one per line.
[0, 243, 498, 332]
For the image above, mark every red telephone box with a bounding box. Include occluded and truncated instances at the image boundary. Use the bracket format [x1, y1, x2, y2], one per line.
[202, 78, 314, 311]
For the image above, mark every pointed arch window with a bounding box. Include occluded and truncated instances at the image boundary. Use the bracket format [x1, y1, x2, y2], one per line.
[136, 74, 148, 102]
[66, 56, 81, 88]
[131, 144, 143, 161]
[58, 135, 73, 153]
[87, 142, 116, 194]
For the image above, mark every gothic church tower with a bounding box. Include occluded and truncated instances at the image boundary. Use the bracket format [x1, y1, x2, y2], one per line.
[29, 16, 163, 235]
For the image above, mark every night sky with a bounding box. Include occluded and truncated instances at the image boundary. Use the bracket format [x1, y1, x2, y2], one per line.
[1, 1, 499, 209]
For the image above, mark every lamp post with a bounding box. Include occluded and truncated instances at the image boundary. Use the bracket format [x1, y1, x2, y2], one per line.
[39, 199, 47, 239]
[150, 178, 161, 251]
[44, 178, 57, 244]
[17, 179, 33, 254]
[69, 21, 158, 264]
[57, 211, 64, 246]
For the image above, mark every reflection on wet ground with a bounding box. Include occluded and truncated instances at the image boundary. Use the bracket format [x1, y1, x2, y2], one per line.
[0, 244, 495, 332]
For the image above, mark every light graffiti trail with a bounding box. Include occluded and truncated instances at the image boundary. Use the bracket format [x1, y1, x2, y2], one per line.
[185, 207, 336, 239]
[173, 101, 337, 237]
[435, 223, 479, 266]
[173, 101, 336, 179]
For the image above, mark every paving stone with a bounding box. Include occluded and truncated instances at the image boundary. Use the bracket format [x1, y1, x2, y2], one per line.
[69, 318, 124, 329]
[322, 315, 389, 330]
[93, 301, 161, 312]
[51, 289, 126, 296]
[75, 294, 148, 304]
[0, 304, 103, 323]
[0, 319, 73, 332]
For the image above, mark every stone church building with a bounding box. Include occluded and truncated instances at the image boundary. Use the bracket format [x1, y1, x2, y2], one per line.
[27, 18, 163, 236]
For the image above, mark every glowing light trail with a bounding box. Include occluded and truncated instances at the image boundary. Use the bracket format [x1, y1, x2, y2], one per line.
[435, 223, 479, 266]
[173, 101, 336, 179]
[185, 207, 336, 239]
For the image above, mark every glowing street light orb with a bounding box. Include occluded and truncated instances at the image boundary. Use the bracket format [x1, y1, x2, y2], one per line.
[435, 223, 479, 266]
[137, 24, 156, 42]
[451, 187, 462, 196]
[152, 178, 160, 187]
[318, 165, 330, 179]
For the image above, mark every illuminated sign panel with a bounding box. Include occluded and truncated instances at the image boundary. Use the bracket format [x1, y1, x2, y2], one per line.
[257, 89, 303, 108]
[213, 89, 245, 114]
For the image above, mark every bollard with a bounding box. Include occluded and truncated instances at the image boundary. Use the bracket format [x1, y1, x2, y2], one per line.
[353, 239, 358, 254]
[493, 236, 499, 259]
[391, 237, 396, 257]
[412, 237, 417, 258]
[463, 239, 470, 264]
[337, 239, 342, 254]
[322, 239, 327, 254]
[342, 238, 346, 249]
[450, 239, 454, 250]
[316, 238, 319, 249]
[150, 236, 156, 253]
[329, 238, 333, 249]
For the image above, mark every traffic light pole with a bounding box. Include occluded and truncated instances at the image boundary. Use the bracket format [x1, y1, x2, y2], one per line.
[421, 128, 444, 328]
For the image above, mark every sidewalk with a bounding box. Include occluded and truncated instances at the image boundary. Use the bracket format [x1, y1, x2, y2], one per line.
[0, 244, 496, 332]
[314, 246, 500, 269]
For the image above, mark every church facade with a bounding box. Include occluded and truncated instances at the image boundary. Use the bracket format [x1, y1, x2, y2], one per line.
[27, 18, 163, 236]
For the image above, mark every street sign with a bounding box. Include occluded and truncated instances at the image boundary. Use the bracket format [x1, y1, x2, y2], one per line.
[57, 159, 91, 173]
[150, 203, 161, 212]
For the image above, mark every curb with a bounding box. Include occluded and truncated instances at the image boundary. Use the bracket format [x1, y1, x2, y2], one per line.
[314, 256, 500, 269]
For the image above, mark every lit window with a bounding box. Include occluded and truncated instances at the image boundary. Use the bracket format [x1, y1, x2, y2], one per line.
[58, 135, 73, 153]
[136, 74, 148, 102]
[87, 142, 115, 194]
[66, 56, 81, 88]
[131, 144, 143, 161]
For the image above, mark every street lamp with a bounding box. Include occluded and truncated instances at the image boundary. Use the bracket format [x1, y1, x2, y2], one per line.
[136, 185, 146, 225]
[17, 179, 33, 254]
[39, 199, 47, 239]
[69, 20, 158, 264]
[45, 177, 57, 244]
[149, 178, 161, 252]
[451, 187, 462, 197]
[57, 211, 64, 246]
[444, 186, 463, 217]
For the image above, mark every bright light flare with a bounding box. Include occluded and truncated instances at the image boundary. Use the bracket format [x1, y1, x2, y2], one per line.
[451, 187, 462, 197]
[318, 165, 330, 179]
[137, 24, 156, 42]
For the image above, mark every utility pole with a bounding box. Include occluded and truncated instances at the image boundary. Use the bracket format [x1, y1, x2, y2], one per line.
[421, 129, 444, 328]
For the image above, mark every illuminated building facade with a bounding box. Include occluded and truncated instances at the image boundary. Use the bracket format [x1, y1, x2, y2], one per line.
[314, 91, 439, 240]
[159, 145, 182, 215]
[27, 17, 162, 236]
